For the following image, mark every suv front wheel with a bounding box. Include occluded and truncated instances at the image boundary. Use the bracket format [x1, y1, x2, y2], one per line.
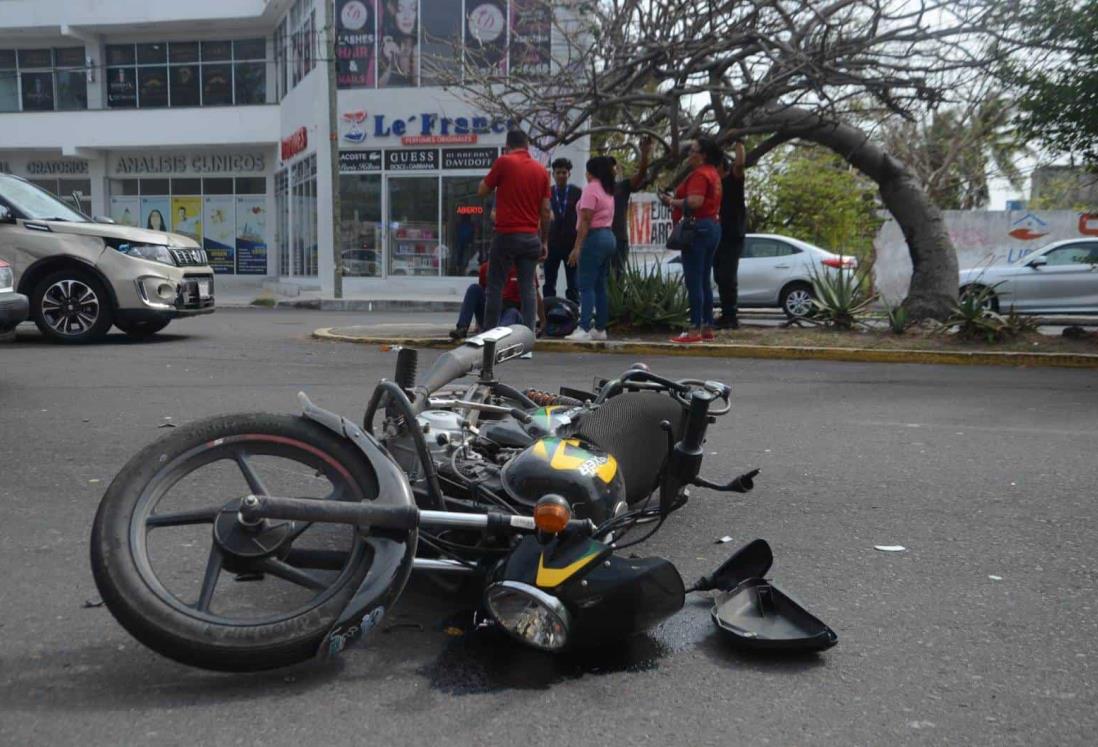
[30, 268, 114, 344]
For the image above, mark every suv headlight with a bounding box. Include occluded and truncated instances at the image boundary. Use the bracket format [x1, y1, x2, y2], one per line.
[113, 243, 175, 266]
[0, 262, 13, 291]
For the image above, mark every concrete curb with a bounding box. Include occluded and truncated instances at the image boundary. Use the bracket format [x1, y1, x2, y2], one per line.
[312, 327, 1098, 369]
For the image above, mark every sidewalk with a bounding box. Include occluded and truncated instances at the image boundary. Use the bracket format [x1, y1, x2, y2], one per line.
[217, 284, 467, 312]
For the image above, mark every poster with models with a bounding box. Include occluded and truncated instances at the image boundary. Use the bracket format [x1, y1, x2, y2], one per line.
[202, 196, 236, 274]
[171, 196, 203, 243]
[109, 196, 139, 228]
[235, 196, 268, 275]
[510, 0, 552, 77]
[466, 0, 508, 75]
[378, 0, 419, 87]
[140, 197, 171, 233]
[336, 0, 376, 89]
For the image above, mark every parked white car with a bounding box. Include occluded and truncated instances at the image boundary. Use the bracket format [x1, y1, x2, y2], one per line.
[645, 233, 857, 318]
[959, 238, 1098, 314]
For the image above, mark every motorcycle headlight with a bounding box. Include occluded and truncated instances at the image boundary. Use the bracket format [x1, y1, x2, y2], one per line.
[484, 581, 571, 651]
[114, 243, 175, 266]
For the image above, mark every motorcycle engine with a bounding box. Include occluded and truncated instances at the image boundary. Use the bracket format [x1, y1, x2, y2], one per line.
[418, 410, 468, 455]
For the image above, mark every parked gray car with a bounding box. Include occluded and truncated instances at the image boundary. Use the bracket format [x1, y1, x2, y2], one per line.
[651, 233, 858, 318]
[959, 238, 1098, 314]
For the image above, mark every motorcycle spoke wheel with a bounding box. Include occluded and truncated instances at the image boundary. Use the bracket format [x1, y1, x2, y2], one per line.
[129, 434, 368, 626]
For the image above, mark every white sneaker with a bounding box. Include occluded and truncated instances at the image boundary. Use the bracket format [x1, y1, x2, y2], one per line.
[565, 328, 591, 341]
[589, 328, 608, 341]
[519, 351, 533, 359]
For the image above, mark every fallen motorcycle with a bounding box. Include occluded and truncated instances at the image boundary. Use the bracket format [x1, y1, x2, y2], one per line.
[90, 325, 836, 672]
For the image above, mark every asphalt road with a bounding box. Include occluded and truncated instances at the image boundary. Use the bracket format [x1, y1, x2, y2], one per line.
[1, 309, 1096, 746]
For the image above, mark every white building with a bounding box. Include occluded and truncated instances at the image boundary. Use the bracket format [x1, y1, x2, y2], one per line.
[0, 0, 588, 296]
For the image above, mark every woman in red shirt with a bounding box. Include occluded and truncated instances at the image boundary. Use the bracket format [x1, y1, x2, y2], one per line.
[659, 136, 724, 343]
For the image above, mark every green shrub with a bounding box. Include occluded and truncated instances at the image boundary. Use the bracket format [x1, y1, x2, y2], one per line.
[806, 259, 878, 330]
[885, 303, 910, 334]
[609, 260, 689, 330]
[940, 283, 1039, 342]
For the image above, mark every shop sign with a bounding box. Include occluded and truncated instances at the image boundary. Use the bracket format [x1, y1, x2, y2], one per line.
[339, 150, 382, 173]
[26, 160, 89, 175]
[404, 134, 478, 146]
[111, 152, 267, 176]
[385, 149, 438, 171]
[442, 148, 499, 170]
[281, 127, 309, 161]
[340, 110, 512, 144]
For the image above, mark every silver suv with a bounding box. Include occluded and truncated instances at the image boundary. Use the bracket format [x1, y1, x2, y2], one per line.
[0, 174, 215, 343]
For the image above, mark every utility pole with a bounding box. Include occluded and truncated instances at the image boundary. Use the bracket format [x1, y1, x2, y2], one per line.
[328, 0, 343, 298]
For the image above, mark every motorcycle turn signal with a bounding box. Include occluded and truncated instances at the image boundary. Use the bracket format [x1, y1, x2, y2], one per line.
[533, 494, 572, 535]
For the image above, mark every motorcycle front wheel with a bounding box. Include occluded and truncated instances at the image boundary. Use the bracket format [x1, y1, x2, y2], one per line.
[91, 413, 379, 672]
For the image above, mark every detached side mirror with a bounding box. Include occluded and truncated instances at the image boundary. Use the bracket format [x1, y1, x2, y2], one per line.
[93, 215, 116, 224]
[1026, 256, 1047, 269]
[0, 205, 14, 224]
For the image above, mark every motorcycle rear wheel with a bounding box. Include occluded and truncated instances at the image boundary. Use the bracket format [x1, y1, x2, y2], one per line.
[90, 413, 378, 672]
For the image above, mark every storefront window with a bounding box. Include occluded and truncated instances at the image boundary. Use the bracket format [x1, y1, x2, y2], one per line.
[340, 174, 382, 277]
[108, 171, 269, 275]
[275, 169, 289, 275]
[0, 47, 88, 112]
[420, 0, 462, 87]
[29, 178, 92, 215]
[442, 176, 490, 276]
[388, 176, 440, 276]
[0, 51, 17, 112]
[55, 71, 88, 110]
[20, 71, 54, 111]
[291, 155, 318, 277]
[106, 39, 267, 108]
[138, 66, 169, 107]
[170, 65, 200, 106]
[202, 64, 233, 105]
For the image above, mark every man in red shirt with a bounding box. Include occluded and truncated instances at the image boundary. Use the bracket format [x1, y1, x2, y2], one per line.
[477, 129, 551, 333]
[449, 261, 523, 340]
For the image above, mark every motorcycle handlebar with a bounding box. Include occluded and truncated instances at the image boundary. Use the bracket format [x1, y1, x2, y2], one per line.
[680, 390, 716, 453]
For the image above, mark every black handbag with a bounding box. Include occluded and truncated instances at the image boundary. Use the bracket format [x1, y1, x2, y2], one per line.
[666, 205, 696, 251]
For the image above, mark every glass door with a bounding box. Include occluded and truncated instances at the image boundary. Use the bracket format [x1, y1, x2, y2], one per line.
[387, 176, 441, 277]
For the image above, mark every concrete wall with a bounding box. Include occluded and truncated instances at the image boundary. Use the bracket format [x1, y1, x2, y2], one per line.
[874, 210, 1098, 303]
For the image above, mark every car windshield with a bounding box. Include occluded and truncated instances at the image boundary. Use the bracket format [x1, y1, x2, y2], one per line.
[0, 174, 89, 223]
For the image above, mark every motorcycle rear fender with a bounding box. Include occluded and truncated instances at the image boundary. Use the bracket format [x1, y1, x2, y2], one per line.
[296, 392, 419, 658]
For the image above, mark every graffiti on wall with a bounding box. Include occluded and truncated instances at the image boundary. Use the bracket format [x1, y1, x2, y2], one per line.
[875, 210, 1098, 303]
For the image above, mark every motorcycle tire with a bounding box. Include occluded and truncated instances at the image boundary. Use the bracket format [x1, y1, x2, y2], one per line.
[91, 413, 379, 672]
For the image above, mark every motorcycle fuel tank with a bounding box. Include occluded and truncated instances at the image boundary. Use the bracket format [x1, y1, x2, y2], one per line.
[479, 405, 583, 449]
[499, 436, 626, 524]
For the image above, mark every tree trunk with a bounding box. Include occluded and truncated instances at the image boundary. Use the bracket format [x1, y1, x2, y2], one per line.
[747, 107, 958, 320]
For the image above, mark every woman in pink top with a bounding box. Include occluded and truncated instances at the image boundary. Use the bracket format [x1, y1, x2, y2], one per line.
[565, 156, 617, 340]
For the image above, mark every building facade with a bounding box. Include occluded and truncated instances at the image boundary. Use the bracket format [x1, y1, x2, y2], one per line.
[0, 0, 589, 295]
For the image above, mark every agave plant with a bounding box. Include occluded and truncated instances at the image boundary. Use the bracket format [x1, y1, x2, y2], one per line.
[941, 282, 1038, 342]
[806, 258, 878, 330]
[884, 303, 909, 335]
[608, 260, 690, 330]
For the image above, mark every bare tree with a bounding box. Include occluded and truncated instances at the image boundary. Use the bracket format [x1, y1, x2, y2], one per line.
[431, 0, 1026, 319]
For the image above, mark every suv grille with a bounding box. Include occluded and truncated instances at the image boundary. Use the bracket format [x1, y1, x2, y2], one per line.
[176, 275, 215, 309]
[170, 248, 207, 267]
